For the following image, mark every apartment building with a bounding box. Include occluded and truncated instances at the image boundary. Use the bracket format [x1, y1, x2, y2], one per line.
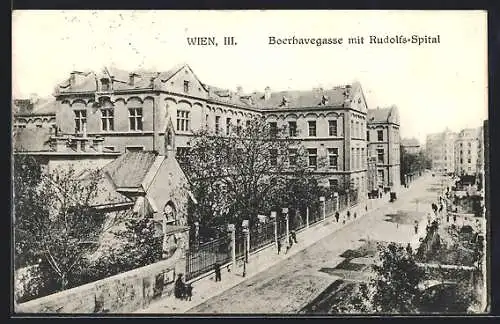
[455, 128, 481, 176]
[401, 138, 421, 154]
[367, 106, 401, 192]
[426, 128, 457, 174]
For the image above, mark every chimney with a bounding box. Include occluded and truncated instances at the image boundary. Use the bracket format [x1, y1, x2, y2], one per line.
[264, 86, 271, 101]
[129, 73, 136, 86]
[236, 86, 243, 96]
[29, 93, 39, 105]
[70, 72, 77, 86]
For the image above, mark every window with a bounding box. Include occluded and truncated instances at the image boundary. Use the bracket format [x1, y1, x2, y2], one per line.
[269, 122, 277, 137]
[308, 148, 317, 167]
[236, 119, 241, 135]
[101, 79, 110, 91]
[468, 158, 472, 164]
[367, 130, 370, 141]
[215, 116, 221, 134]
[205, 114, 209, 128]
[460, 150, 463, 155]
[377, 148, 384, 163]
[101, 109, 114, 131]
[328, 120, 338, 136]
[460, 143, 463, 147]
[356, 148, 360, 169]
[377, 170, 384, 186]
[226, 118, 231, 135]
[329, 179, 339, 191]
[460, 158, 463, 164]
[74, 110, 87, 133]
[328, 148, 338, 169]
[351, 148, 355, 168]
[361, 148, 365, 168]
[289, 121, 297, 137]
[308, 121, 316, 136]
[128, 108, 143, 131]
[246, 120, 251, 128]
[177, 110, 190, 131]
[269, 149, 278, 166]
[126, 146, 144, 152]
[36, 124, 42, 128]
[288, 148, 298, 166]
[377, 130, 383, 141]
[183, 80, 189, 93]
[356, 121, 360, 138]
[104, 146, 115, 152]
[468, 142, 471, 147]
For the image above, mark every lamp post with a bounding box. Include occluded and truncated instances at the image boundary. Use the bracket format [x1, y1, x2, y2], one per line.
[242, 220, 249, 277]
[320, 196, 326, 220]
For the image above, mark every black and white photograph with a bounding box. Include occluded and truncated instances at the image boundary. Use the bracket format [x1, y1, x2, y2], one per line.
[11, 10, 489, 315]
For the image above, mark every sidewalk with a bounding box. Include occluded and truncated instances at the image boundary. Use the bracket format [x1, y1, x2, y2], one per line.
[136, 199, 387, 313]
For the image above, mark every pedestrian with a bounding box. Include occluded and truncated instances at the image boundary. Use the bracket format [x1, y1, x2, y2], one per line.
[453, 214, 457, 223]
[291, 230, 298, 244]
[185, 283, 193, 301]
[446, 214, 450, 222]
[414, 224, 418, 234]
[288, 233, 294, 247]
[406, 243, 413, 255]
[174, 274, 184, 299]
[347, 211, 351, 220]
[277, 239, 282, 255]
[335, 211, 340, 223]
[214, 262, 221, 282]
[354, 212, 357, 219]
[365, 205, 368, 212]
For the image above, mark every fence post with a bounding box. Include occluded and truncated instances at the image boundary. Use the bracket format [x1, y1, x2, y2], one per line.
[306, 207, 309, 228]
[271, 211, 277, 248]
[320, 196, 326, 220]
[283, 208, 289, 242]
[228, 224, 236, 268]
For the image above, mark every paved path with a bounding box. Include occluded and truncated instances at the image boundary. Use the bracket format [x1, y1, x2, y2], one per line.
[138, 173, 440, 314]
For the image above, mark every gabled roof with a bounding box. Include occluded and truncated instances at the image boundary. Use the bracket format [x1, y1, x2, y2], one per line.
[367, 106, 399, 124]
[13, 128, 52, 152]
[102, 151, 159, 189]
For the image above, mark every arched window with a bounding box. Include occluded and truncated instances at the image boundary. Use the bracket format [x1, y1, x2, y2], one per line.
[163, 201, 177, 225]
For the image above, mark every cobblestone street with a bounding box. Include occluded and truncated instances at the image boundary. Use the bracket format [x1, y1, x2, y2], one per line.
[142, 173, 441, 314]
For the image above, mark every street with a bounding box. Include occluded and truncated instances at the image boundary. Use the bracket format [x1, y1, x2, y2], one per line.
[187, 174, 441, 313]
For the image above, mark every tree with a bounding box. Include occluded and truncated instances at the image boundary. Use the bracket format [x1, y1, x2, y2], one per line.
[181, 116, 315, 234]
[370, 242, 425, 313]
[13, 161, 123, 291]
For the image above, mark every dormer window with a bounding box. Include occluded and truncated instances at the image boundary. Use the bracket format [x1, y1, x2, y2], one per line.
[321, 95, 329, 106]
[101, 78, 110, 91]
[279, 96, 288, 107]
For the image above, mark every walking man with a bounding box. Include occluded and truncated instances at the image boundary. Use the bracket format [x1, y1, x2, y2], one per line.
[277, 239, 282, 255]
[335, 211, 340, 223]
[291, 230, 298, 244]
[414, 223, 419, 234]
[214, 262, 221, 282]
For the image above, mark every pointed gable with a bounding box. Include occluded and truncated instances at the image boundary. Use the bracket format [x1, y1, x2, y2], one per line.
[159, 64, 208, 99]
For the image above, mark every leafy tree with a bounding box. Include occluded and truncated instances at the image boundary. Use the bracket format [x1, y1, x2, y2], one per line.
[13, 161, 123, 291]
[370, 242, 425, 314]
[82, 217, 163, 282]
[181, 116, 315, 233]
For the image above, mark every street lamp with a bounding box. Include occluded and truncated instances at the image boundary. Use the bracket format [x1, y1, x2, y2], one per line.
[242, 220, 249, 277]
[270, 211, 278, 251]
[282, 208, 289, 241]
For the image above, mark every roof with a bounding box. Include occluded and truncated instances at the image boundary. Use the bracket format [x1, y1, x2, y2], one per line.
[367, 106, 399, 124]
[102, 151, 159, 189]
[13, 97, 58, 116]
[401, 138, 420, 147]
[13, 128, 52, 152]
[250, 85, 354, 110]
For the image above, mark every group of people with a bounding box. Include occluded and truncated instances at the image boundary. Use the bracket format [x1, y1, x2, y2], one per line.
[174, 274, 193, 301]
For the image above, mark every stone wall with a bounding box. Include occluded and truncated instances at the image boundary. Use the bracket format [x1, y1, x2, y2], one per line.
[15, 252, 186, 314]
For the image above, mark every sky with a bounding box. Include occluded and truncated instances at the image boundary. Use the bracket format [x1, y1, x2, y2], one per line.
[12, 10, 488, 144]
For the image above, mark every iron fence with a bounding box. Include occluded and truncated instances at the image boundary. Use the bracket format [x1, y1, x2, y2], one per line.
[185, 236, 231, 281]
[249, 221, 275, 253]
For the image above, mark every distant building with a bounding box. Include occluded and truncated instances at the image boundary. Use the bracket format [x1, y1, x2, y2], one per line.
[367, 106, 401, 192]
[426, 128, 457, 174]
[454, 128, 481, 176]
[401, 137, 421, 154]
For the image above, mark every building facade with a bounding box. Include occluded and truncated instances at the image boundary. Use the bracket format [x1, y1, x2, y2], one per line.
[13, 95, 58, 130]
[426, 128, 457, 174]
[454, 128, 481, 176]
[401, 138, 421, 154]
[367, 106, 401, 192]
